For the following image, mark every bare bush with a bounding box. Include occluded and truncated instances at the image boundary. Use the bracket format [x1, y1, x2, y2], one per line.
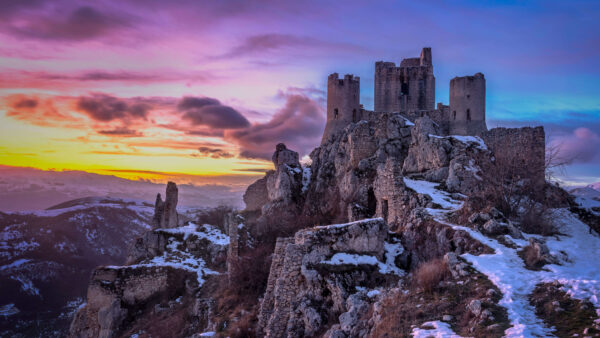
[519, 204, 558, 236]
[196, 206, 234, 230]
[412, 258, 449, 293]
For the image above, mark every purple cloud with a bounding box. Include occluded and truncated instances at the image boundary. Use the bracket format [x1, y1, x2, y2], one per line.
[551, 127, 600, 164]
[76, 94, 150, 122]
[226, 93, 324, 160]
[178, 96, 250, 129]
[5, 6, 132, 41]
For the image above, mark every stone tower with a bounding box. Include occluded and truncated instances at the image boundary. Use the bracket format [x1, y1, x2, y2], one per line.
[321, 73, 361, 144]
[374, 47, 435, 113]
[449, 73, 487, 135]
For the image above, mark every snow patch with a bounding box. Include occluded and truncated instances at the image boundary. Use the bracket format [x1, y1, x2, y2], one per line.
[0, 303, 19, 317]
[157, 223, 229, 245]
[403, 178, 463, 210]
[411, 320, 462, 338]
[302, 167, 312, 193]
[313, 217, 384, 230]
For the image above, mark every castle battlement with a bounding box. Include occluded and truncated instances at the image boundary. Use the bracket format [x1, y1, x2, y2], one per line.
[322, 47, 487, 145]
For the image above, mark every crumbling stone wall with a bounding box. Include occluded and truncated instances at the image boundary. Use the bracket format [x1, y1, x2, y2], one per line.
[257, 218, 393, 337]
[481, 126, 546, 186]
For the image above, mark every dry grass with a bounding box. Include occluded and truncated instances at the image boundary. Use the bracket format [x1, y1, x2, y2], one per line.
[519, 205, 558, 236]
[517, 245, 546, 271]
[530, 282, 600, 337]
[373, 267, 509, 337]
[412, 258, 449, 293]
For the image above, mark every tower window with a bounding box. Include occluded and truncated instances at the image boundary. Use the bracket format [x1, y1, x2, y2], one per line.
[352, 109, 357, 122]
[467, 109, 471, 121]
[453, 111, 456, 120]
[334, 108, 339, 119]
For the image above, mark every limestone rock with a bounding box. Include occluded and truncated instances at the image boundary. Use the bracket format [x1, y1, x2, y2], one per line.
[257, 218, 403, 337]
[153, 181, 179, 229]
[243, 176, 268, 211]
[481, 219, 508, 236]
[272, 143, 300, 168]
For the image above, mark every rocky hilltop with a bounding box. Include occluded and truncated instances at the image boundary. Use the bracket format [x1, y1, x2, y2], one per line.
[68, 109, 600, 337]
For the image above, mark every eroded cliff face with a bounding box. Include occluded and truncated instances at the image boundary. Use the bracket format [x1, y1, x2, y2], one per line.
[69, 111, 578, 337]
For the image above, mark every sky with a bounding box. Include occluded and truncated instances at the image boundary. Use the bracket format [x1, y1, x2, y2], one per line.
[0, 0, 599, 187]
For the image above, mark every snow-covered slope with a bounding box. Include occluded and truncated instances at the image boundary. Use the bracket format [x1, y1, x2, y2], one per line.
[408, 178, 600, 337]
[0, 197, 154, 337]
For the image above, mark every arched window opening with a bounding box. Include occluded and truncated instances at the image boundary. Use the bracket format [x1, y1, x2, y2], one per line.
[334, 108, 339, 119]
[352, 109, 357, 122]
[453, 111, 456, 120]
[467, 109, 471, 121]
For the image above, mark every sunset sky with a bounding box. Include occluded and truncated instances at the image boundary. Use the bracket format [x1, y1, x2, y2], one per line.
[1, 0, 599, 186]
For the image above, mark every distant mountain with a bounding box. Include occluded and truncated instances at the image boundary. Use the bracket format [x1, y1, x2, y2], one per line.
[587, 182, 600, 191]
[570, 186, 600, 200]
[0, 165, 246, 212]
[0, 197, 154, 337]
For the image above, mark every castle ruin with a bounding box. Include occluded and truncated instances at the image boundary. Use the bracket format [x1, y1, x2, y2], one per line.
[322, 47, 488, 143]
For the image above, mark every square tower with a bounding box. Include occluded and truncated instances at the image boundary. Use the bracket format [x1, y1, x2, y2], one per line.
[374, 47, 435, 113]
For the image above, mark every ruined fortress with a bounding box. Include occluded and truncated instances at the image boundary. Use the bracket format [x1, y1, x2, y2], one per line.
[322, 47, 487, 143]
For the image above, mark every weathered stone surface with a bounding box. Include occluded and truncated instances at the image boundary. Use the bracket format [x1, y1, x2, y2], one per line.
[243, 176, 268, 211]
[152, 181, 179, 229]
[258, 218, 401, 337]
[272, 143, 300, 168]
[69, 266, 193, 338]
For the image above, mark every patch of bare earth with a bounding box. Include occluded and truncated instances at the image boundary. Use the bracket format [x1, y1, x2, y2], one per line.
[529, 282, 600, 337]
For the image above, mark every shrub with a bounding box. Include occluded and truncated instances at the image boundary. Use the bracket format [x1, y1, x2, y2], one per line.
[519, 204, 557, 236]
[196, 206, 233, 230]
[412, 258, 449, 293]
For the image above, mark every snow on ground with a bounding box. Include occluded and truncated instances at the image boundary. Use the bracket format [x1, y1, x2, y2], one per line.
[428, 134, 488, 151]
[0, 258, 31, 271]
[157, 223, 229, 245]
[313, 217, 384, 230]
[108, 223, 227, 286]
[0, 303, 19, 317]
[411, 320, 462, 338]
[302, 167, 312, 193]
[11, 275, 40, 296]
[409, 177, 600, 336]
[13, 197, 154, 218]
[403, 178, 463, 209]
[320, 240, 404, 276]
[574, 196, 600, 215]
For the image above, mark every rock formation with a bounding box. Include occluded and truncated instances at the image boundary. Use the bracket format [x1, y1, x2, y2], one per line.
[153, 181, 179, 228]
[68, 47, 588, 338]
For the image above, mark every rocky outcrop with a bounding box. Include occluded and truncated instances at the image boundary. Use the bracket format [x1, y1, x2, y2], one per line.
[153, 181, 179, 228]
[402, 117, 489, 195]
[243, 176, 268, 211]
[257, 218, 404, 337]
[70, 222, 229, 338]
[68, 266, 195, 338]
[302, 113, 413, 224]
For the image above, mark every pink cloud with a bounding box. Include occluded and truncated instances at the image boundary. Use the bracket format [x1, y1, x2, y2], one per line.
[551, 127, 600, 163]
[225, 93, 325, 159]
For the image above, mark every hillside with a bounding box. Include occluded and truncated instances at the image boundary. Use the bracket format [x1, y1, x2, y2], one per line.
[68, 113, 600, 337]
[0, 197, 154, 337]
